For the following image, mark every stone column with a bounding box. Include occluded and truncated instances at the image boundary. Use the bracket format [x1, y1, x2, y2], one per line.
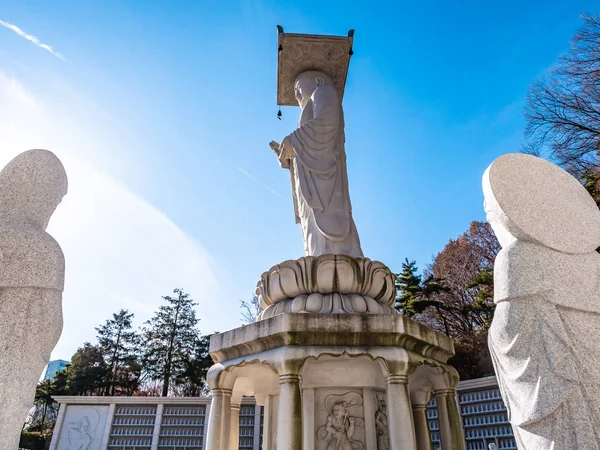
[206, 388, 232, 450]
[253, 403, 262, 450]
[412, 404, 432, 450]
[151, 403, 164, 450]
[386, 374, 417, 450]
[302, 388, 315, 450]
[434, 389, 465, 450]
[48, 403, 68, 450]
[260, 395, 274, 450]
[277, 373, 302, 450]
[229, 403, 241, 450]
[203, 401, 211, 450]
[362, 388, 378, 450]
[100, 404, 117, 449]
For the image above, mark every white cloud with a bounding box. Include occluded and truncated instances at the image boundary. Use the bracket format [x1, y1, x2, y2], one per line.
[0, 72, 224, 362]
[0, 19, 64, 60]
[236, 165, 286, 199]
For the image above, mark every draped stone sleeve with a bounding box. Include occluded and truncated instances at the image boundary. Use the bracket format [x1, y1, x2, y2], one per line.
[490, 241, 579, 426]
[493, 241, 552, 303]
[288, 84, 352, 241]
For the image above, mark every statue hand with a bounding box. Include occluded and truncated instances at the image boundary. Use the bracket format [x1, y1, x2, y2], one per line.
[279, 136, 294, 160]
[269, 141, 281, 155]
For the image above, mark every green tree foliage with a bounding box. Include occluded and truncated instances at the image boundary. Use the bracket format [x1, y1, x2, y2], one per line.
[66, 343, 108, 395]
[524, 13, 600, 201]
[172, 334, 213, 396]
[23, 379, 60, 439]
[400, 221, 500, 380]
[95, 309, 141, 395]
[394, 259, 447, 317]
[19, 432, 46, 450]
[142, 288, 203, 396]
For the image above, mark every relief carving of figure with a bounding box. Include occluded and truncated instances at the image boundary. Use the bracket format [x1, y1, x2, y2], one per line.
[483, 153, 600, 450]
[272, 70, 363, 258]
[374, 394, 389, 450]
[65, 408, 100, 450]
[67, 417, 92, 450]
[317, 392, 365, 450]
[0, 150, 68, 449]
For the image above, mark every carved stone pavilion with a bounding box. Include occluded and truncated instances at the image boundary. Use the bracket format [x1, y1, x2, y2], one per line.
[204, 28, 466, 450]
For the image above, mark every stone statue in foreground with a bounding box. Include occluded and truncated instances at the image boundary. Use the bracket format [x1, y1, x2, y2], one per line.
[484, 153, 600, 450]
[272, 69, 363, 258]
[0, 149, 67, 449]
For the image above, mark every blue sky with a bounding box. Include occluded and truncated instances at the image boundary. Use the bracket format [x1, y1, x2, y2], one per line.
[1, 0, 597, 361]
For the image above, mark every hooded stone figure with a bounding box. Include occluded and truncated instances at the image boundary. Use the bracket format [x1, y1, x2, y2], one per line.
[0, 149, 68, 449]
[276, 70, 363, 258]
[483, 153, 600, 450]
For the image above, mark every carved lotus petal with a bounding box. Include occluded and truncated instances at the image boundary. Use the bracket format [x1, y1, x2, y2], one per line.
[256, 254, 397, 320]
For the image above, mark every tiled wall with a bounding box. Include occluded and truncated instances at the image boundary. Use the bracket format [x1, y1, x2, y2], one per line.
[427, 380, 517, 450]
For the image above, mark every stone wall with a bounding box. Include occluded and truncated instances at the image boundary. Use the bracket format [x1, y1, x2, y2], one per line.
[50, 376, 513, 450]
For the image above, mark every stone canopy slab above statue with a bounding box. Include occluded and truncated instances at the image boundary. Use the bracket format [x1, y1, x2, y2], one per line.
[276, 26, 354, 107]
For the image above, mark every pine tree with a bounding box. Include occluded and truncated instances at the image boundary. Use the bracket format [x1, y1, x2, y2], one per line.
[174, 334, 213, 396]
[66, 343, 107, 395]
[394, 259, 423, 316]
[394, 259, 445, 317]
[142, 288, 202, 396]
[95, 309, 140, 395]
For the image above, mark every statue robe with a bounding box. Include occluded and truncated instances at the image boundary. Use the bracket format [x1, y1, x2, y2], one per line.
[288, 84, 363, 258]
[489, 240, 600, 449]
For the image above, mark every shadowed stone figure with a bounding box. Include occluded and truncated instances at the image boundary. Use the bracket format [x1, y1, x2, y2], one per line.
[0, 150, 67, 449]
[483, 153, 600, 450]
[275, 70, 363, 258]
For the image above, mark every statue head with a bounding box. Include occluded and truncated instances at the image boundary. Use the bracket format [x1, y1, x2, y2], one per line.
[332, 401, 348, 420]
[482, 183, 521, 249]
[377, 396, 387, 412]
[81, 416, 90, 432]
[294, 70, 333, 108]
[483, 153, 600, 253]
[0, 150, 68, 230]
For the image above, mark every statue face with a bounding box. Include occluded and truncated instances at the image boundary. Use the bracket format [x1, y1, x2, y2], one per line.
[484, 197, 516, 248]
[294, 77, 318, 108]
[332, 403, 346, 420]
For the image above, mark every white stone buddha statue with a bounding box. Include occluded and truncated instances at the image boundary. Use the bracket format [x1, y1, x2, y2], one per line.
[484, 153, 600, 450]
[275, 70, 363, 258]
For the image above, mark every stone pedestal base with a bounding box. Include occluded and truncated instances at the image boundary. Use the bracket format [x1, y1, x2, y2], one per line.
[256, 255, 397, 319]
[206, 314, 465, 450]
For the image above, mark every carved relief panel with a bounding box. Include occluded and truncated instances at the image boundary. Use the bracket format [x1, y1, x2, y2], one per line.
[373, 391, 390, 450]
[55, 405, 109, 450]
[315, 390, 365, 450]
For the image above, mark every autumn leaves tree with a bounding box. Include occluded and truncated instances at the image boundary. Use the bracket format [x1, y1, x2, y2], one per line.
[396, 221, 500, 379]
